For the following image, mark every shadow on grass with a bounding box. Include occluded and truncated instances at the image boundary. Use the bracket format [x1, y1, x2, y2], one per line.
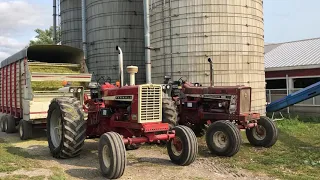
[278, 129, 319, 150]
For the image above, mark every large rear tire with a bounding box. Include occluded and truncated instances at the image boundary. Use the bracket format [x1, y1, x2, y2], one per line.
[205, 120, 241, 157]
[167, 125, 198, 166]
[246, 116, 278, 148]
[19, 120, 33, 140]
[47, 97, 86, 159]
[162, 98, 178, 129]
[98, 132, 126, 179]
[6, 115, 16, 133]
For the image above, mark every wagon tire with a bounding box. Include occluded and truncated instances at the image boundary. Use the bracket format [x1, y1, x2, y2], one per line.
[98, 132, 126, 179]
[206, 120, 241, 157]
[47, 97, 86, 159]
[0, 115, 5, 132]
[19, 120, 33, 140]
[246, 116, 278, 148]
[167, 125, 198, 166]
[6, 115, 16, 133]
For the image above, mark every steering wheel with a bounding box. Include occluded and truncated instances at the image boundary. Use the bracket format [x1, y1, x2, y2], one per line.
[178, 76, 187, 84]
[106, 77, 112, 83]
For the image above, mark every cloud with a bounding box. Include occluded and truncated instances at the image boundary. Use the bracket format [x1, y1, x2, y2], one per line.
[0, 52, 11, 61]
[0, 1, 51, 34]
[0, 0, 51, 61]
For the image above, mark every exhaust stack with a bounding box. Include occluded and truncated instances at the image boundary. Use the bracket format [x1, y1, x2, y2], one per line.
[127, 66, 139, 86]
[116, 46, 124, 87]
[208, 58, 214, 87]
[53, 0, 57, 44]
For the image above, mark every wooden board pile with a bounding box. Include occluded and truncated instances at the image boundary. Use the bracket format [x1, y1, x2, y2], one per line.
[29, 63, 87, 91]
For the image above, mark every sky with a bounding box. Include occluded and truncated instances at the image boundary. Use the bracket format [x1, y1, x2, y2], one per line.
[0, 0, 320, 61]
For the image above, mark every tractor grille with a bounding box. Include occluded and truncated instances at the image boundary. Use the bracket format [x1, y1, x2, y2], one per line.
[138, 84, 162, 123]
[240, 89, 251, 113]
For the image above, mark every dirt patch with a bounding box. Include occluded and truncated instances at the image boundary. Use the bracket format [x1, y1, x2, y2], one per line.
[0, 131, 275, 180]
[0, 168, 52, 178]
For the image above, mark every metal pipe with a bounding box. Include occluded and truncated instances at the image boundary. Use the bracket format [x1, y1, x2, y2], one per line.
[169, 0, 173, 78]
[162, 0, 166, 77]
[208, 58, 213, 86]
[81, 0, 88, 61]
[53, 0, 57, 44]
[116, 46, 124, 87]
[143, 0, 152, 84]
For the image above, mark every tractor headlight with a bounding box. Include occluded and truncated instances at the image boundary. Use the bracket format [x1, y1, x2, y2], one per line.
[77, 88, 82, 93]
[69, 88, 75, 93]
[229, 95, 237, 114]
[162, 85, 166, 90]
[166, 85, 170, 89]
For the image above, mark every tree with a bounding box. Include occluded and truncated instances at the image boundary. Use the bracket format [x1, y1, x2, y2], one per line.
[29, 26, 61, 46]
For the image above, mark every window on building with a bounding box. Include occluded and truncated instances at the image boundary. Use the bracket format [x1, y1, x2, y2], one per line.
[294, 77, 320, 88]
[266, 79, 286, 89]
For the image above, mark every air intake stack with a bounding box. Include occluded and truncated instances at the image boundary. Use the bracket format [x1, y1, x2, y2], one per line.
[127, 66, 139, 86]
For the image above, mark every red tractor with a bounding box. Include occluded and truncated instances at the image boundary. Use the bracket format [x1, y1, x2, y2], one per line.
[46, 46, 198, 179]
[163, 58, 278, 157]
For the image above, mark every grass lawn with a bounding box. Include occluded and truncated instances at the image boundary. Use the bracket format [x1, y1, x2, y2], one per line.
[0, 138, 66, 180]
[198, 118, 320, 180]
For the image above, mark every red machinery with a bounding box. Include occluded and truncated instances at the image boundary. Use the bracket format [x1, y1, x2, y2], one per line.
[164, 58, 278, 157]
[46, 46, 198, 179]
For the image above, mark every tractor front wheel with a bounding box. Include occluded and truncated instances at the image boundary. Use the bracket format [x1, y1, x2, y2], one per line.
[167, 125, 198, 166]
[47, 97, 86, 159]
[246, 116, 278, 148]
[205, 120, 241, 157]
[98, 132, 126, 179]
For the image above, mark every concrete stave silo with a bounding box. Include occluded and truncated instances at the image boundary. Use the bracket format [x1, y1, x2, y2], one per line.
[60, 0, 83, 49]
[86, 0, 146, 84]
[150, 0, 266, 114]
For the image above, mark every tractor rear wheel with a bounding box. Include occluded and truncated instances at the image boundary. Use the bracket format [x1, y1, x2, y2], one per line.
[6, 115, 16, 133]
[98, 132, 126, 179]
[47, 97, 86, 159]
[167, 125, 198, 166]
[246, 116, 278, 148]
[205, 120, 241, 157]
[162, 98, 178, 129]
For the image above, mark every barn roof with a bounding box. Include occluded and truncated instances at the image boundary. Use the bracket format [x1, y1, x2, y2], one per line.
[265, 37, 320, 71]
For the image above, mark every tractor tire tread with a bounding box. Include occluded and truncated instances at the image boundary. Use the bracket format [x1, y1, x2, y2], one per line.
[167, 125, 198, 166]
[47, 97, 86, 159]
[206, 120, 241, 157]
[162, 98, 178, 129]
[99, 132, 126, 179]
[246, 116, 278, 148]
